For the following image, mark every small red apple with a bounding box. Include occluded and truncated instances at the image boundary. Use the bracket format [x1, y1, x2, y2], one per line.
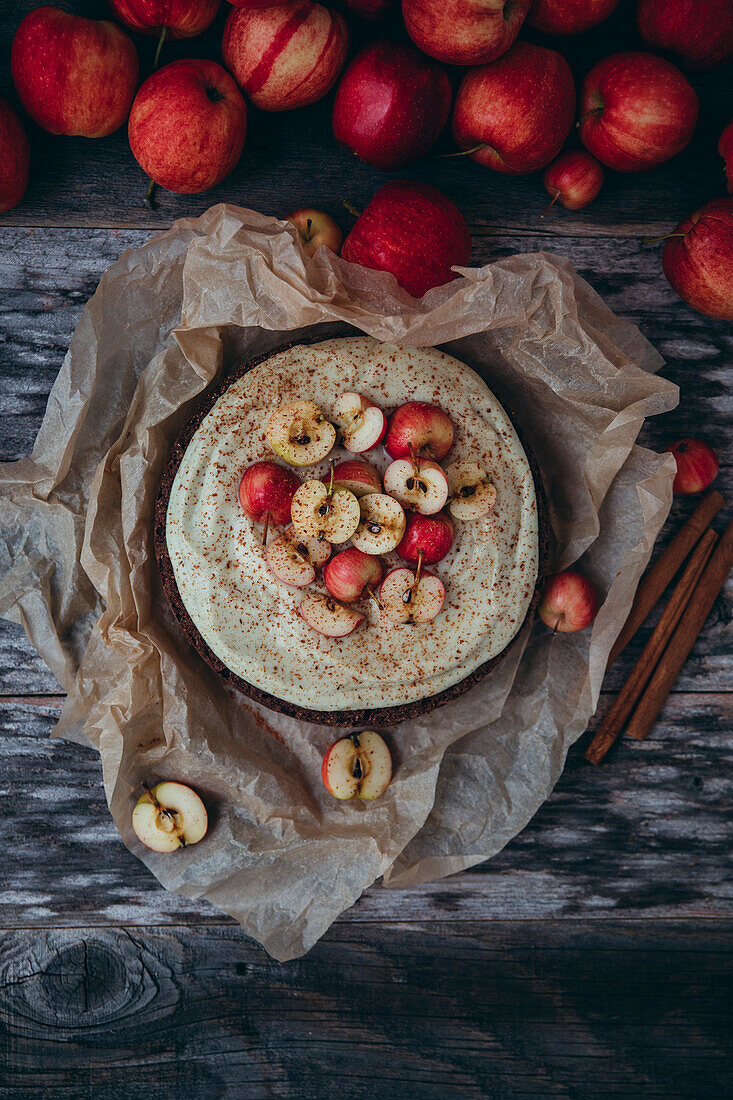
[286, 208, 343, 258]
[402, 0, 532, 67]
[107, 0, 221, 38]
[129, 59, 246, 194]
[661, 196, 733, 321]
[0, 97, 30, 213]
[451, 42, 576, 174]
[542, 151, 603, 214]
[330, 459, 382, 496]
[11, 6, 139, 138]
[538, 570, 599, 633]
[384, 402, 454, 461]
[528, 0, 620, 35]
[666, 439, 719, 495]
[397, 511, 454, 564]
[222, 0, 348, 112]
[324, 547, 383, 603]
[578, 52, 699, 172]
[719, 120, 733, 193]
[238, 459, 300, 525]
[637, 0, 733, 71]
[332, 41, 451, 172]
[341, 181, 471, 299]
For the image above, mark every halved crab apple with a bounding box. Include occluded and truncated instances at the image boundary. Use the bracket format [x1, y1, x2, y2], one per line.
[290, 477, 360, 544]
[324, 547, 383, 603]
[266, 527, 332, 587]
[446, 461, 497, 520]
[267, 400, 336, 467]
[299, 593, 364, 637]
[380, 565, 445, 625]
[333, 392, 387, 453]
[383, 456, 449, 515]
[330, 458, 382, 497]
[352, 492, 406, 555]
[321, 731, 392, 800]
[132, 781, 208, 853]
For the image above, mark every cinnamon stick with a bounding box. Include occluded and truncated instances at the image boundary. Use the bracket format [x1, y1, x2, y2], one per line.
[625, 518, 733, 742]
[607, 489, 724, 667]
[586, 528, 717, 764]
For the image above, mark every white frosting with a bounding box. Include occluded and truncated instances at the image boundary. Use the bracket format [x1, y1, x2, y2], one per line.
[166, 338, 539, 712]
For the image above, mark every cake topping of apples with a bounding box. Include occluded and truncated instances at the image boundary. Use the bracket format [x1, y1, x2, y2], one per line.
[385, 401, 454, 461]
[383, 454, 449, 515]
[321, 731, 392, 800]
[352, 492, 407, 554]
[333, 392, 387, 453]
[330, 458, 382, 497]
[132, 781, 208, 853]
[380, 561, 446, 625]
[266, 526, 332, 587]
[267, 400, 336, 466]
[446, 461, 497, 520]
[324, 546, 383, 604]
[398, 510, 454, 564]
[290, 468, 360, 544]
[299, 593, 364, 637]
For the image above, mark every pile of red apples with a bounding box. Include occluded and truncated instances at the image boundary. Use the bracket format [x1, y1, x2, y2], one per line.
[1, 0, 731, 320]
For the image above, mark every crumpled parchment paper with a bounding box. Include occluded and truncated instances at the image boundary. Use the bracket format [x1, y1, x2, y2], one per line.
[0, 204, 678, 960]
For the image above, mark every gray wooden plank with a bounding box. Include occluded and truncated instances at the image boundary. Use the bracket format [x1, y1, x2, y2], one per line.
[0, 0, 730, 236]
[1, 921, 731, 1099]
[0, 693, 730, 929]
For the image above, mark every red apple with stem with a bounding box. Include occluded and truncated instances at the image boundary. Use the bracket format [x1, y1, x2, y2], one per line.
[402, 0, 531, 67]
[637, 0, 733, 71]
[384, 402, 454, 461]
[324, 547, 383, 603]
[528, 0, 620, 35]
[719, 120, 733, 193]
[129, 60, 246, 195]
[222, 0, 348, 112]
[661, 196, 733, 321]
[238, 460, 301, 534]
[451, 42, 576, 174]
[286, 208, 343, 258]
[397, 512, 454, 564]
[542, 151, 603, 215]
[665, 440, 719, 495]
[333, 41, 451, 172]
[330, 459, 382, 496]
[0, 97, 30, 213]
[341, 181, 471, 299]
[107, 0, 221, 65]
[11, 6, 139, 137]
[578, 52, 699, 172]
[538, 570, 599, 633]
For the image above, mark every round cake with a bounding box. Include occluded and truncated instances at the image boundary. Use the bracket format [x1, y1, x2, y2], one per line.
[156, 336, 547, 726]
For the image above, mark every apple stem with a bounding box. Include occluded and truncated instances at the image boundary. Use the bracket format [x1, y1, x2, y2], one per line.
[414, 551, 423, 590]
[642, 232, 686, 245]
[576, 107, 603, 128]
[153, 25, 167, 71]
[367, 586, 381, 610]
[305, 218, 313, 242]
[409, 443, 421, 477]
[327, 460, 335, 497]
[553, 620, 560, 635]
[343, 200, 362, 219]
[438, 143, 487, 159]
[262, 512, 270, 546]
[143, 782, 160, 808]
[541, 192, 560, 219]
[144, 178, 157, 210]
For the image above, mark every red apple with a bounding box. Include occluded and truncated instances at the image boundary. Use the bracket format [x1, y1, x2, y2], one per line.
[222, 0, 348, 112]
[343, 0, 395, 18]
[538, 570, 599, 633]
[129, 60, 246, 193]
[0, 97, 30, 213]
[637, 0, 733, 71]
[324, 547, 383, 602]
[665, 439, 719, 495]
[107, 0, 221, 37]
[228, 0, 290, 6]
[397, 512, 454, 564]
[402, 0, 531, 67]
[11, 6, 139, 138]
[719, 120, 733, 193]
[385, 402, 454, 461]
[542, 151, 603, 214]
[451, 42, 576, 174]
[238, 459, 300, 524]
[528, 0, 620, 35]
[331, 459, 382, 496]
[578, 52, 699, 172]
[286, 208, 343, 258]
[333, 42, 451, 172]
[661, 196, 733, 320]
[341, 181, 471, 299]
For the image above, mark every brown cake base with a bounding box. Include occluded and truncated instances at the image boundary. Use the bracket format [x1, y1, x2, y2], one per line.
[154, 341, 551, 729]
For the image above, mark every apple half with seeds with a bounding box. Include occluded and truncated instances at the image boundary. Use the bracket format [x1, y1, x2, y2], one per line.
[132, 781, 208, 853]
[383, 456, 449, 515]
[446, 461, 496, 520]
[333, 391, 387, 453]
[321, 731, 392, 800]
[380, 566, 445, 624]
[267, 400, 336, 466]
[299, 593, 364, 637]
[266, 526, 332, 587]
[352, 492, 406, 554]
[290, 478, 360, 544]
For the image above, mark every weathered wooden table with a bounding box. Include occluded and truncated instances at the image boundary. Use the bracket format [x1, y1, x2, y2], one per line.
[1, 2, 731, 1095]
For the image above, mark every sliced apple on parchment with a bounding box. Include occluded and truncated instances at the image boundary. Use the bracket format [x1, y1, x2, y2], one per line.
[321, 731, 392, 800]
[132, 781, 208, 853]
